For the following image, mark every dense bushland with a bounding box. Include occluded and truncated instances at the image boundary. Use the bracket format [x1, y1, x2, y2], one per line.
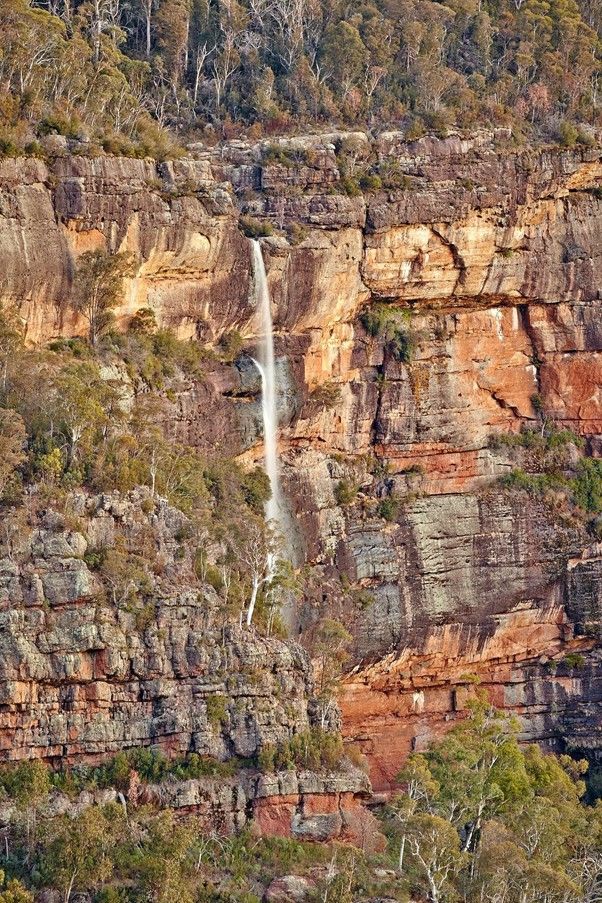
[0, 702, 601, 901]
[384, 698, 602, 903]
[0, 0, 599, 156]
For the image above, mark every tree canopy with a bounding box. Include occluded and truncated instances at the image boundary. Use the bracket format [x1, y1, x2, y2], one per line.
[387, 697, 602, 903]
[0, 0, 599, 155]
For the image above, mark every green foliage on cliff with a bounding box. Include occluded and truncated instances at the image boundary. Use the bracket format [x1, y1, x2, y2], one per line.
[257, 727, 346, 773]
[0, 0, 599, 154]
[73, 251, 135, 347]
[385, 698, 602, 903]
[489, 425, 585, 454]
[334, 479, 359, 506]
[360, 304, 413, 364]
[239, 216, 274, 239]
[0, 298, 293, 635]
[309, 380, 342, 410]
[46, 749, 243, 795]
[0, 303, 219, 512]
[495, 416, 602, 537]
[0, 758, 387, 903]
[501, 459, 602, 520]
[1, 704, 602, 903]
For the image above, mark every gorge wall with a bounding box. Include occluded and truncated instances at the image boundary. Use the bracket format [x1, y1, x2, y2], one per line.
[1, 130, 601, 792]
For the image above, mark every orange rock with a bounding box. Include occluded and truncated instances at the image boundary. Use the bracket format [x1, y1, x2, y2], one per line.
[339, 602, 592, 792]
[253, 795, 298, 837]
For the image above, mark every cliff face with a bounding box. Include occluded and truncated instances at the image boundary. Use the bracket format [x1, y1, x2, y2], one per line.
[0, 489, 312, 762]
[1, 131, 601, 791]
[0, 487, 376, 842]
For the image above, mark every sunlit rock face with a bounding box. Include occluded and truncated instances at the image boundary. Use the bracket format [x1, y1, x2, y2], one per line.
[0, 131, 601, 789]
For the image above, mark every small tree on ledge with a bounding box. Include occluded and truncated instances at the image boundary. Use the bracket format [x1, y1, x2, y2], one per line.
[73, 249, 134, 347]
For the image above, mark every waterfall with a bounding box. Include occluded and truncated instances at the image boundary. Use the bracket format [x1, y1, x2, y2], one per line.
[250, 240, 284, 547]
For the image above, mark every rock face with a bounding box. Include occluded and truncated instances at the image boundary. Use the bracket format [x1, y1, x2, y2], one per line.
[0, 490, 313, 763]
[1, 130, 602, 792]
[0, 765, 374, 846]
[0, 488, 373, 841]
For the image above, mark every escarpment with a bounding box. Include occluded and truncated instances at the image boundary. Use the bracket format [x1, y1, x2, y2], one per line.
[0, 488, 375, 842]
[1, 129, 602, 794]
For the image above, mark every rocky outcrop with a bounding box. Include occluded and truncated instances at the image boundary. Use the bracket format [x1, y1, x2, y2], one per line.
[0, 490, 314, 763]
[340, 600, 602, 790]
[0, 765, 374, 845]
[1, 130, 602, 792]
[0, 487, 378, 838]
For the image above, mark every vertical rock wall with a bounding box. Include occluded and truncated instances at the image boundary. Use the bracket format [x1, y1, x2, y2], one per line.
[1, 131, 601, 787]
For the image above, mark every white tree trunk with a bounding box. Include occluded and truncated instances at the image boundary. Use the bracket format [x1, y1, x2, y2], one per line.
[246, 576, 260, 626]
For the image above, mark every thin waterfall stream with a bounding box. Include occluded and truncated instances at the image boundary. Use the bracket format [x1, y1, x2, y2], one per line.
[250, 239, 286, 574]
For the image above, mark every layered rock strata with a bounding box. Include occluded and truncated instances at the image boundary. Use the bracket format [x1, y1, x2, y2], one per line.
[1, 130, 601, 789]
[0, 766, 375, 845]
[0, 488, 373, 837]
[0, 490, 314, 763]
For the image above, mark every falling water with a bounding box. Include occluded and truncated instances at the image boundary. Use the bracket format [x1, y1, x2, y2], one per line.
[250, 240, 284, 548]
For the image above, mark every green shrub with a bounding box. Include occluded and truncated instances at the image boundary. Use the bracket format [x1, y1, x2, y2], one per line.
[341, 177, 361, 197]
[573, 458, 602, 513]
[286, 222, 309, 245]
[360, 304, 413, 363]
[359, 173, 382, 191]
[251, 835, 331, 876]
[128, 307, 157, 335]
[170, 753, 240, 779]
[239, 216, 273, 239]
[564, 652, 586, 669]
[335, 479, 358, 506]
[310, 381, 342, 409]
[257, 744, 277, 773]
[24, 141, 44, 158]
[401, 463, 425, 476]
[262, 144, 310, 167]
[134, 602, 155, 631]
[351, 587, 375, 609]
[38, 114, 81, 139]
[206, 694, 228, 728]
[360, 303, 410, 336]
[377, 496, 400, 521]
[258, 729, 346, 773]
[489, 426, 583, 453]
[218, 330, 244, 361]
[531, 393, 544, 415]
[405, 117, 426, 140]
[83, 546, 107, 570]
[558, 121, 579, 147]
[95, 889, 130, 903]
[46, 336, 86, 356]
[51, 749, 242, 796]
[0, 132, 25, 158]
[500, 468, 566, 495]
[576, 128, 595, 147]
[0, 878, 34, 903]
[388, 330, 412, 363]
[376, 161, 413, 190]
[141, 497, 155, 514]
[241, 467, 271, 513]
[0, 759, 51, 803]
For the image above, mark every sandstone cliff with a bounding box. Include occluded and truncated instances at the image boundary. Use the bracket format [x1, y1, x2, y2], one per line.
[1, 129, 601, 791]
[0, 487, 375, 841]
